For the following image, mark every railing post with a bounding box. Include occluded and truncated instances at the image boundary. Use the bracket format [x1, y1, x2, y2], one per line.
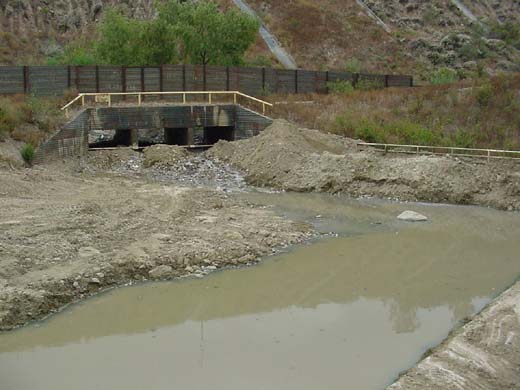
[81, 95, 85, 106]
[203, 64, 207, 91]
[183, 93, 186, 104]
[208, 93, 212, 104]
[234, 92, 237, 104]
[108, 94, 111, 107]
[262, 103, 265, 116]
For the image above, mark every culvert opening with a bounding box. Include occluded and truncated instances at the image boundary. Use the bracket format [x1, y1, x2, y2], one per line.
[89, 126, 236, 150]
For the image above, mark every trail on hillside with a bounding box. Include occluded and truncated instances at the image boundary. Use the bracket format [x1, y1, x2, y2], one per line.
[230, 0, 298, 69]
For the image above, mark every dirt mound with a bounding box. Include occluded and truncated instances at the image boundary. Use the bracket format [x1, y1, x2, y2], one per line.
[143, 144, 189, 168]
[208, 119, 520, 210]
[0, 138, 24, 168]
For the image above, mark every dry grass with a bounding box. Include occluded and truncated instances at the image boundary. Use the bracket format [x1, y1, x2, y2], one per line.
[270, 74, 520, 149]
[0, 95, 66, 145]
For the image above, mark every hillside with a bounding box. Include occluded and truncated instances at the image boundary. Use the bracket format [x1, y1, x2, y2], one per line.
[0, 0, 519, 78]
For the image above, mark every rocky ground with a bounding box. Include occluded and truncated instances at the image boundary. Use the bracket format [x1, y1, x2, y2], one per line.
[208, 119, 520, 211]
[0, 150, 313, 330]
[388, 280, 520, 390]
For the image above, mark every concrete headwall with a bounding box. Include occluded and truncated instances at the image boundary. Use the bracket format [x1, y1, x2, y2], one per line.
[35, 104, 273, 162]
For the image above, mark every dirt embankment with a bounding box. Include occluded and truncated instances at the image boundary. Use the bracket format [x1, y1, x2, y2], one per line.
[208, 120, 520, 211]
[388, 280, 520, 390]
[0, 160, 312, 330]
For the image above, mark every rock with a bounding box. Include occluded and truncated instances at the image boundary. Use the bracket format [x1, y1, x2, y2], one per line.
[78, 247, 101, 258]
[397, 211, 428, 222]
[185, 266, 194, 273]
[148, 265, 173, 279]
[90, 278, 101, 284]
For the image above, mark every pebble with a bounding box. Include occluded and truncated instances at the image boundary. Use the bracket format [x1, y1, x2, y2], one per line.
[90, 278, 101, 284]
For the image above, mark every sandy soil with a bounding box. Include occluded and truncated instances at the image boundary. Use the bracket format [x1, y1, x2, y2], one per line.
[0, 160, 312, 330]
[208, 120, 520, 211]
[388, 280, 520, 390]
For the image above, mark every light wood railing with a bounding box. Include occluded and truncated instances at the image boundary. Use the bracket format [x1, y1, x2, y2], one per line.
[61, 91, 273, 117]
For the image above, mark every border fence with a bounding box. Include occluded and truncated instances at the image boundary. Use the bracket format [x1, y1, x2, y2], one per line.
[0, 65, 413, 97]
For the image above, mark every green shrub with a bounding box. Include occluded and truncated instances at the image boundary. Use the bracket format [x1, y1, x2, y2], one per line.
[356, 78, 385, 91]
[451, 129, 476, 148]
[430, 68, 458, 85]
[345, 58, 362, 73]
[385, 121, 438, 146]
[327, 80, 354, 94]
[354, 119, 387, 143]
[20, 143, 35, 166]
[475, 84, 493, 106]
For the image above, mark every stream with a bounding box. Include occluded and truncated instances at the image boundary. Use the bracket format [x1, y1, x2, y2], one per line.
[1, 192, 519, 390]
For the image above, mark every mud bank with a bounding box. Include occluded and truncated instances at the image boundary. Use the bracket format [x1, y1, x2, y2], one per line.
[208, 120, 520, 211]
[388, 280, 520, 390]
[0, 164, 312, 330]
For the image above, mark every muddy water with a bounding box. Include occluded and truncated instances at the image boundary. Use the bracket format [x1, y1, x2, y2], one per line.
[1, 194, 520, 390]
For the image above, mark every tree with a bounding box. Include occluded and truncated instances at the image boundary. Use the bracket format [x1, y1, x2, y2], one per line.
[158, 0, 259, 65]
[48, 1, 259, 67]
[94, 9, 178, 66]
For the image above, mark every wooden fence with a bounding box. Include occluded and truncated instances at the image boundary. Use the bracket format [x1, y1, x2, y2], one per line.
[0, 65, 413, 97]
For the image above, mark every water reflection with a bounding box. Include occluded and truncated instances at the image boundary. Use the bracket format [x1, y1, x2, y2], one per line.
[0, 194, 519, 390]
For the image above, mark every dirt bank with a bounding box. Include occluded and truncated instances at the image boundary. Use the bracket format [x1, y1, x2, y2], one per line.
[208, 120, 520, 211]
[387, 280, 520, 390]
[0, 162, 312, 330]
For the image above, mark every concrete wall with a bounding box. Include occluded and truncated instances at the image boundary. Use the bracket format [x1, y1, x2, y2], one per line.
[35, 104, 273, 162]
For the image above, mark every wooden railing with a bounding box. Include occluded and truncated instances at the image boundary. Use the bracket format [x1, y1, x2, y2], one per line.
[358, 142, 520, 161]
[61, 91, 273, 117]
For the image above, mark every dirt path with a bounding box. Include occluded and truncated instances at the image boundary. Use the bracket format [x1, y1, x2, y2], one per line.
[387, 280, 520, 390]
[0, 160, 312, 330]
[208, 119, 520, 211]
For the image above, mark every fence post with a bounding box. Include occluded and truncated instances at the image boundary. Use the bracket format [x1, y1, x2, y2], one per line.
[23, 66, 30, 94]
[159, 65, 164, 93]
[140, 67, 145, 92]
[76, 66, 80, 92]
[384, 74, 389, 88]
[325, 71, 329, 94]
[294, 69, 298, 94]
[409, 76, 414, 87]
[353, 73, 359, 89]
[203, 64, 207, 91]
[226, 66, 230, 91]
[67, 65, 71, 89]
[182, 64, 186, 91]
[95, 65, 100, 93]
[262, 67, 266, 93]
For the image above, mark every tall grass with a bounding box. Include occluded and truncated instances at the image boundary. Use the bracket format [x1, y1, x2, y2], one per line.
[271, 74, 520, 150]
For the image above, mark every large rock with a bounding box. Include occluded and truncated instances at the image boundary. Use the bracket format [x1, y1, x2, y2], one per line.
[148, 265, 173, 279]
[397, 211, 428, 222]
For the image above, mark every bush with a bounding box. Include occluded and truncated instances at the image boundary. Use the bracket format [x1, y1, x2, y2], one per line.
[451, 129, 476, 148]
[430, 68, 458, 85]
[20, 143, 35, 166]
[356, 78, 385, 91]
[345, 58, 362, 73]
[475, 84, 493, 106]
[327, 80, 354, 94]
[385, 121, 438, 146]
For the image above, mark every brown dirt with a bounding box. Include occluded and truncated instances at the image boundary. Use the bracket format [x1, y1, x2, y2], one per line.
[207, 119, 520, 211]
[0, 160, 313, 331]
[387, 280, 520, 390]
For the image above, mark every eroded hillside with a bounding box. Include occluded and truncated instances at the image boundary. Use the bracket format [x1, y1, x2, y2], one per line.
[0, 0, 519, 77]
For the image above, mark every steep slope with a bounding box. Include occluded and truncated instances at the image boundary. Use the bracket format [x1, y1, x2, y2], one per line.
[0, 0, 274, 66]
[245, 0, 520, 77]
[0, 0, 519, 77]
